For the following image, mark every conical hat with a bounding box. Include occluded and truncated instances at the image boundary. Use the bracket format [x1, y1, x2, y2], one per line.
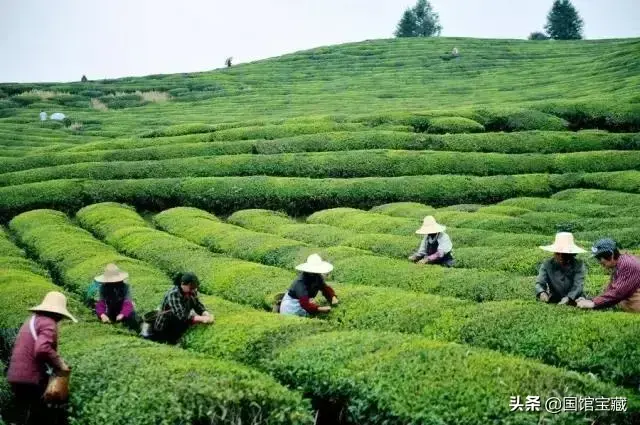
[295, 254, 334, 274]
[29, 291, 78, 323]
[416, 216, 446, 235]
[94, 263, 129, 283]
[539, 232, 586, 254]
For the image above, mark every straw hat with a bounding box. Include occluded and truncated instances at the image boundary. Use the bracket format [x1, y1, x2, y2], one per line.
[29, 291, 77, 322]
[539, 232, 586, 254]
[295, 254, 334, 274]
[415, 216, 446, 235]
[94, 264, 129, 284]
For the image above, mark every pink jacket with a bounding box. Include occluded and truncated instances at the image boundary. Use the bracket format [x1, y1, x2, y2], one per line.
[7, 314, 64, 386]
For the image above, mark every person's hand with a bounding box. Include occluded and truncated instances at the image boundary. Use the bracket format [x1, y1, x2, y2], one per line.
[558, 297, 569, 305]
[538, 292, 549, 303]
[100, 314, 111, 323]
[417, 258, 429, 265]
[577, 299, 595, 309]
[318, 306, 332, 313]
[58, 360, 71, 376]
[331, 296, 339, 306]
[116, 314, 124, 322]
[408, 255, 420, 262]
[194, 315, 214, 324]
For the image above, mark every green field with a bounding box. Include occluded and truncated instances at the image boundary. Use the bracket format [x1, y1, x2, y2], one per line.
[1, 37, 640, 424]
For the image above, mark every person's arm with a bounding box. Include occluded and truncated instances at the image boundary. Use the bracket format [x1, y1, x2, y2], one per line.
[192, 295, 206, 316]
[293, 283, 323, 314]
[321, 284, 337, 305]
[190, 296, 213, 323]
[434, 233, 452, 258]
[535, 262, 550, 298]
[593, 263, 639, 309]
[119, 299, 134, 319]
[567, 262, 586, 301]
[416, 237, 428, 257]
[95, 299, 107, 317]
[299, 296, 321, 313]
[34, 321, 66, 371]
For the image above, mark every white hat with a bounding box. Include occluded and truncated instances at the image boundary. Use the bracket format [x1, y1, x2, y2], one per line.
[539, 232, 586, 254]
[295, 254, 334, 274]
[415, 216, 446, 235]
[29, 291, 78, 323]
[94, 263, 129, 284]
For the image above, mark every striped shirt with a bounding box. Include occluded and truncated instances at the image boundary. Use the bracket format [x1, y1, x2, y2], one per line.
[154, 286, 206, 333]
[593, 254, 640, 309]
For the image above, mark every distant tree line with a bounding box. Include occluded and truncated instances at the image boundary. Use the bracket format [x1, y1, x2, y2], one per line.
[395, 0, 585, 41]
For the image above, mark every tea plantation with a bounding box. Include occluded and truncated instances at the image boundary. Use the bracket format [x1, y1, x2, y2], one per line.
[1, 37, 640, 424]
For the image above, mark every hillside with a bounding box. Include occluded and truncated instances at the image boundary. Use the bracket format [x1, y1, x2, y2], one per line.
[1, 37, 640, 424]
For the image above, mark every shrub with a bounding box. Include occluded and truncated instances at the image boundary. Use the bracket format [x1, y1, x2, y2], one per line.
[425, 300, 640, 387]
[0, 99, 19, 110]
[538, 102, 640, 132]
[12, 205, 640, 410]
[426, 116, 485, 134]
[528, 31, 550, 40]
[52, 93, 91, 108]
[203, 123, 367, 141]
[141, 123, 219, 138]
[498, 197, 639, 218]
[4, 131, 639, 173]
[9, 210, 172, 312]
[475, 205, 532, 216]
[10, 93, 41, 106]
[99, 93, 148, 109]
[270, 331, 640, 424]
[79, 89, 105, 98]
[162, 206, 539, 300]
[1, 171, 640, 221]
[552, 188, 640, 208]
[0, 228, 314, 425]
[77, 204, 640, 422]
[370, 201, 435, 217]
[0, 359, 10, 414]
[473, 109, 569, 132]
[86, 204, 475, 335]
[8, 149, 640, 186]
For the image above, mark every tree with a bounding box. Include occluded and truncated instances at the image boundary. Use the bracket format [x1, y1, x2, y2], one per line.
[225, 57, 233, 68]
[414, 0, 442, 37]
[81, 75, 88, 82]
[544, 0, 584, 40]
[395, 9, 418, 37]
[528, 31, 550, 40]
[394, 0, 442, 38]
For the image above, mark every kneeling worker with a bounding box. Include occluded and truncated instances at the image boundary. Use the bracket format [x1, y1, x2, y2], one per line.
[280, 254, 338, 317]
[408, 216, 455, 267]
[577, 239, 640, 312]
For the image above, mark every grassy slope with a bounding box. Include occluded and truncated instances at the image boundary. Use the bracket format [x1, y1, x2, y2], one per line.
[1, 37, 639, 136]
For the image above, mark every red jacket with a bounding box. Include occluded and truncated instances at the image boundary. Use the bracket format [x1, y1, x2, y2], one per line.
[7, 314, 64, 386]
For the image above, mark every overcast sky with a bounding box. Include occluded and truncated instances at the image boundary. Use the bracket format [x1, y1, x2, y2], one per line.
[1, 0, 638, 83]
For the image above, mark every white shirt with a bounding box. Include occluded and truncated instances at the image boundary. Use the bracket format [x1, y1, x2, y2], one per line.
[50, 112, 66, 121]
[39, 112, 47, 121]
[417, 232, 453, 257]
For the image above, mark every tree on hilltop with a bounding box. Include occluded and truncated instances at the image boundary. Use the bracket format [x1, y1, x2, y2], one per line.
[395, 0, 442, 38]
[545, 0, 584, 40]
[395, 9, 418, 38]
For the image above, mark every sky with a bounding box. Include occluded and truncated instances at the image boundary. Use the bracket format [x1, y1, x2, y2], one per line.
[1, 0, 638, 83]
